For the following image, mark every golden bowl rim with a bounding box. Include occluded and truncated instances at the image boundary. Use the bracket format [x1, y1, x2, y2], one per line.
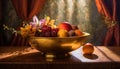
[30, 32, 90, 39]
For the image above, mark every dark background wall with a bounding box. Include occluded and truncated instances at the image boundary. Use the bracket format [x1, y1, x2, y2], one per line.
[0, 0, 108, 46]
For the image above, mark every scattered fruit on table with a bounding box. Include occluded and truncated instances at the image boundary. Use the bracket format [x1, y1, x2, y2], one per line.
[82, 43, 94, 55]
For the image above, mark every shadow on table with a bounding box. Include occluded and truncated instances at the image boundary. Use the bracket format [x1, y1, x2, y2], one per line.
[83, 54, 98, 60]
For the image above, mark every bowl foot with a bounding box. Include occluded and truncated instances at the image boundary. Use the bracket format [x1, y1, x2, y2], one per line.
[42, 53, 70, 58]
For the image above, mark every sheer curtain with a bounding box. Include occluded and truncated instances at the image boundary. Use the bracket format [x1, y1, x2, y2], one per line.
[11, 0, 46, 46]
[38, 0, 107, 45]
[95, 0, 120, 46]
[0, 0, 1, 20]
[39, 0, 93, 41]
[10, 0, 108, 46]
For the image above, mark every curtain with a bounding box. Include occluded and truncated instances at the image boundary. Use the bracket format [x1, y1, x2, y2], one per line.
[0, 0, 2, 46]
[11, 0, 46, 46]
[0, 0, 4, 46]
[38, 0, 108, 45]
[95, 0, 120, 46]
[11, 0, 46, 20]
[0, 0, 1, 20]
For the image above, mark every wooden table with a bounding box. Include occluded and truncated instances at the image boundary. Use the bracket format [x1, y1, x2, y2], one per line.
[0, 46, 120, 69]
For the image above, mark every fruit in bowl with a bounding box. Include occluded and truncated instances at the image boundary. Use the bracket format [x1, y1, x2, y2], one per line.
[71, 25, 79, 30]
[29, 32, 90, 58]
[58, 22, 73, 31]
[57, 29, 69, 37]
[26, 16, 90, 58]
[75, 29, 83, 36]
[3, 15, 90, 58]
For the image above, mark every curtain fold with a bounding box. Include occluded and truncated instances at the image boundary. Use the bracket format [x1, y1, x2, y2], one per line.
[95, 0, 120, 46]
[28, 0, 46, 20]
[0, 0, 3, 46]
[103, 24, 119, 46]
[11, 0, 28, 20]
[11, 0, 46, 46]
[11, 0, 46, 20]
[95, 0, 112, 20]
[0, 0, 2, 20]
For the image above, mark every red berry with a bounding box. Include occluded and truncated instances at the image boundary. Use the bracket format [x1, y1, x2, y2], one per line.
[42, 25, 51, 32]
[41, 25, 52, 37]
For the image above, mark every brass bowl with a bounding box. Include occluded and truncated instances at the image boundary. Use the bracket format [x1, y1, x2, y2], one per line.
[29, 32, 90, 58]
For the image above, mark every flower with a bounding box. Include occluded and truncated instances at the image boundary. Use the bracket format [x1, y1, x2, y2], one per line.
[20, 24, 36, 37]
[3, 15, 57, 38]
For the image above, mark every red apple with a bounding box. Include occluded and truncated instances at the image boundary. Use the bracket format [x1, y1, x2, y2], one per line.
[58, 22, 72, 31]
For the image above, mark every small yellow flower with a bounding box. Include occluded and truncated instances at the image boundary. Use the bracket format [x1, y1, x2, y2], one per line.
[20, 27, 27, 37]
[29, 27, 37, 37]
[24, 24, 32, 31]
[45, 16, 50, 25]
[20, 24, 37, 37]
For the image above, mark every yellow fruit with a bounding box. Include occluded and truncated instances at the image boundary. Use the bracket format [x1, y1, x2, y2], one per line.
[82, 43, 94, 55]
[57, 29, 69, 37]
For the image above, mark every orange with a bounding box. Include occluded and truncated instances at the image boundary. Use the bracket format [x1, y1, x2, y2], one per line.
[82, 43, 94, 55]
[74, 29, 83, 36]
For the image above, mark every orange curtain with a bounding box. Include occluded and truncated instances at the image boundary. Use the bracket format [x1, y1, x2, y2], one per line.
[11, 0, 46, 46]
[0, 0, 2, 45]
[0, 0, 4, 46]
[95, 0, 120, 46]
[11, 0, 46, 20]
[0, 0, 1, 20]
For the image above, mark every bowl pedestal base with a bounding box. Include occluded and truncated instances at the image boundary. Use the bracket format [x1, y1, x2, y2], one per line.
[41, 52, 71, 58]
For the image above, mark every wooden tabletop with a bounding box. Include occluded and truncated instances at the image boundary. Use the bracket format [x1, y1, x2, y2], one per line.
[0, 46, 120, 69]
